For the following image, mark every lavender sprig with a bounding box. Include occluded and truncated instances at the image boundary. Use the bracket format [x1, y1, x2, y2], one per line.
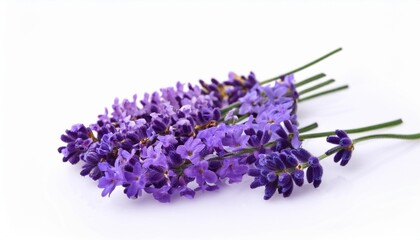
[57, 48, 420, 203]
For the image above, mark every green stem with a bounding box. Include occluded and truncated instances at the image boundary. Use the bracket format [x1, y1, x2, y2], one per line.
[318, 133, 420, 162]
[295, 73, 326, 88]
[208, 147, 256, 161]
[319, 146, 342, 161]
[220, 48, 342, 114]
[298, 85, 349, 102]
[299, 79, 335, 95]
[299, 119, 403, 140]
[212, 119, 403, 160]
[236, 114, 250, 123]
[298, 122, 319, 133]
[221, 102, 241, 115]
[353, 133, 420, 144]
[259, 48, 342, 85]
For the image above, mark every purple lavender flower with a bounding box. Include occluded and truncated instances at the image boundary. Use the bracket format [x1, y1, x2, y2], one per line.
[221, 126, 249, 150]
[282, 74, 299, 100]
[58, 124, 93, 164]
[292, 148, 323, 188]
[157, 134, 178, 148]
[197, 124, 227, 150]
[123, 162, 146, 199]
[96, 133, 115, 156]
[217, 157, 248, 183]
[97, 162, 124, 197]
[176, 137, 205, 164]
[146, 165, 169, 185]
[141, 144, 168, 168]
[174, 118, 194, 136]
[262, 81, 289, 104]
[145, 185, 172, 203]
[80, 144, 103, 180]
[255, 103, 293, 131]
[225, 72, 258, 104]
[197, 107, 221, 124]
[244, 128, 271, 148]
[326, 130, 354, 166]
[111, 95, 140, 121]
[238, 89, 261, 115]
[58, 68, 332, 202]
[150, 114, 171, 134]
[272, 120, 302, 150]
[184, 161, 218, 188]
[248, 151, 304, 200]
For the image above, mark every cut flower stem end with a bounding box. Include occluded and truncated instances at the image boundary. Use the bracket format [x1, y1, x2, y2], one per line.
[319, 133, 420, 161]
[260, 47, 343, 85]
[299, 119, 404, 140]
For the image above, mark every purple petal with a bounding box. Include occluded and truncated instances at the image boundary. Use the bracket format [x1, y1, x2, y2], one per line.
[334, 150, 345, 163]
[291, 170, 304, 186]
[291, 135, 302, 149]
[340, 151, 352, 166]
[261, 131, 271, 145]
[326, 136, 340, 144]
[308, 157, 320, 166]
[98, 162, 110, 171]
[60, 134, 74, 143]
[314, 179, 322, 188]
[153, 191, 171, 203]
[278, 173, 291, 187]
[121, 150, 131, 160]
[126, 185, 140, 198]
[203, 170, 218, 183]
[275, 126, 288, 139]
[292, 148, 311, 162]
[180, 188, 195, 199]
[233, 165, 248, 175]
[339, 138, 352, 147]
[306, 166, 314, 183]
[67, 154, 80, 165]
[264, 182, 277, 200]
[282, 182, 294, 198]
[284, 120, 294, 133]
[266, 172, 277, 182]
[313, 166, 323, 181]
[335, 130, 348, 138]
[250, 179, 263, 189]
[204, 185, 219, 191]
[248, 168, 261, 177]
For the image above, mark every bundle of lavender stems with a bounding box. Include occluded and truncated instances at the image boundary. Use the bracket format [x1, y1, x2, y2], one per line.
[58, 48, 420, 202]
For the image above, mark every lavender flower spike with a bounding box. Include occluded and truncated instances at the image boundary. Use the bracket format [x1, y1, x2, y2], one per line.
[326, 130, 354, 166]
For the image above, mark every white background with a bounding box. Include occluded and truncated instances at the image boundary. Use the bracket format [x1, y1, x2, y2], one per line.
[1, 1, 420, 239]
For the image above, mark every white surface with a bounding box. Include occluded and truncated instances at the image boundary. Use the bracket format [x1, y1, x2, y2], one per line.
[1, 1, 420, 239]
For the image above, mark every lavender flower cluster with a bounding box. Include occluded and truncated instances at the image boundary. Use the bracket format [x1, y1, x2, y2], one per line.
[58, 48, 420, 202]
[59, 71, 334, 202]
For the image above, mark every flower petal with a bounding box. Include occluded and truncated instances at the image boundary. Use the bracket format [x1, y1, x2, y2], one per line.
[339, 138, 352, 147]
[203, 170, 218, 183]
[335, 130, 348, 138]
[267, 172, 277, 182]
[326, 136, 340, 144]
[306, 166, 314, 183]
[248, 168, 261, 177]
[264, 182, 277, 200]
[334, 150, 345, 163]
[278, 173, 291, 187]
[340, 151, 352, 166]
[291, 170, 304, 187]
